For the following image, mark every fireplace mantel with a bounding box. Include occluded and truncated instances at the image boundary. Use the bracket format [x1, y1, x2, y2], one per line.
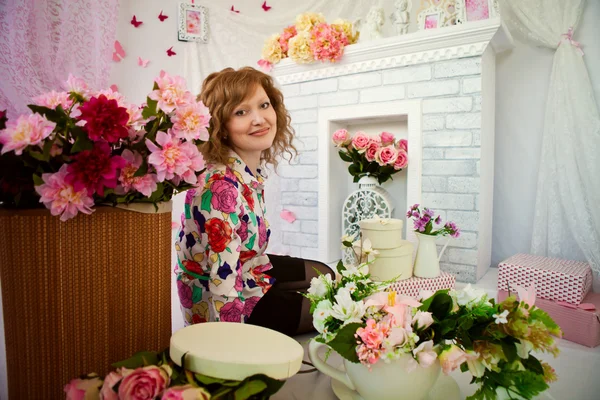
[273, 18, 513, 84]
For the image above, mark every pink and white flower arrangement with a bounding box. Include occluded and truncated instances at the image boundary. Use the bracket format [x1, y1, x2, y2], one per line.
[406, 204, 460, 238]
[332, 129, 408, 184]
[0, 71, 210, 221]
[258, 13, 359, 69]
[306, 238, 562, 399]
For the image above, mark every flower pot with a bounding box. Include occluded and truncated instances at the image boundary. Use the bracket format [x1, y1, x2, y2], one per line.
[0, 204, 173, 399]
[308, 341, 440, 400]
[412, 233, 451, 278]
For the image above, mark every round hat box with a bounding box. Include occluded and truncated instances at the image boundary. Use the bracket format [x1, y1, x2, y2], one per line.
[170, 322, 304, 381]
[368, 240, 415, 281]
[359, 218, 404, 249]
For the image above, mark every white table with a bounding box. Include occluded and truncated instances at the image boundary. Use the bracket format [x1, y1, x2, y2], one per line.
[274, 268, 600, 400]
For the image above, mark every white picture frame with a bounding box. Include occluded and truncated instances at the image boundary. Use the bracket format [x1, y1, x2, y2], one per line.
[417, 6, 445, 31]
[456, 0, 500, 24]
[178, 2, 209, 43]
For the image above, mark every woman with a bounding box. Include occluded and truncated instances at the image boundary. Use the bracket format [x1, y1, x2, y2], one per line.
[175, 66, 333, 336]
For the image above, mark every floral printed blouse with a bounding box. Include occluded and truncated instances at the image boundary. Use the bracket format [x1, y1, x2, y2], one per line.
[175, 151, 273, 325]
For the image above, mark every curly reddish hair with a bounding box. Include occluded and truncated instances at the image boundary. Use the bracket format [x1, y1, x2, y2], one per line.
[197, 66, 296, 167]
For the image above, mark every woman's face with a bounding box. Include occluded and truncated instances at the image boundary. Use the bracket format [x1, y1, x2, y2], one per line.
[225, 84, 277, 162]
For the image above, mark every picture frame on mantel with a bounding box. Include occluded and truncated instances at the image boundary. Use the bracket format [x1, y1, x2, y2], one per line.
[456, 0, 501, 24]
[417, 6, 445, 30]
[178, 2, 209, 43]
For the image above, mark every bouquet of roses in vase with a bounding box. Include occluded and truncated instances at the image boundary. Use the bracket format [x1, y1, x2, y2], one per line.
[259, 12, 359, 69]
[332, 129, 408, 184]
[0, 71, 209, 221]
[306, 239, 561, 400]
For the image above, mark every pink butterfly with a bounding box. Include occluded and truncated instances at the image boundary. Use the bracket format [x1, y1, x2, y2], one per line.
[137, 56, 150, 68]
[512, 283, 536, 307]
[158, 10, 168, 22]
[166, 46, 176, 57]
[257, 59, 273, 72]
[109, 84, 119, 92]
[230, 5, 240, 13]
[131, 15, 143, 28]
[112, 40, 125, 62]
[261, 1, 271, 11]
[280, 209, 296, 223]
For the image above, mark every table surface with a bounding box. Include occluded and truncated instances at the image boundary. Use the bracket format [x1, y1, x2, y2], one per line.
[273, 268, 600, 400]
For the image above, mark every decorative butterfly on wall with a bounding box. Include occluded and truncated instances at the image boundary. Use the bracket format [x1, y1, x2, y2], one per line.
[112, 40, 125, 62]
[158, 11, 168, 21]
[131, 15, 142, 27]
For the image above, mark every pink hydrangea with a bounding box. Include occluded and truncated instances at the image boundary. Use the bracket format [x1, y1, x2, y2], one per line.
[35, 164, 95, 221]
[146, 131, 205, 185]
[149, 71, 194, 113]
[33, 90, 73, 110]
[170, 101, 211, 141]
[116, 149, 158, 196]
[310, 23, 349, 63]
[0, 113, 56, 155]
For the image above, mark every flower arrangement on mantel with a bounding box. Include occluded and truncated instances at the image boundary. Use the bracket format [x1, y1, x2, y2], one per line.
[64, 349, 284, 399]
[306, 238, 562, 400]
[332, 128, 408, 184]
[258, 12, 359, 70]
[0, 72, 210, 221]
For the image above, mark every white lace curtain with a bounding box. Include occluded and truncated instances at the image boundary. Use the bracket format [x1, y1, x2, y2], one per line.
[500, 0, 600, 274]
[0, 0, 120, 117]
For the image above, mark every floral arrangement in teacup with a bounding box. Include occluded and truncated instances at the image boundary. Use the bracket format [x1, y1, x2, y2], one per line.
[64, 349, 284, 400]
[0, 72, 210, 220]
[332, 129, 408, 184]
[258, 12, 359, 70]
[407, 203, 460, 238]
[306, 238, 562, 399]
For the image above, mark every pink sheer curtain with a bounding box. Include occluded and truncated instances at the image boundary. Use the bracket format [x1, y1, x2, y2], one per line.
[0, 0, 120, 118]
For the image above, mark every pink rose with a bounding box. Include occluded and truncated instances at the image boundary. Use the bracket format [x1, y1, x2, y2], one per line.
[375, 145, 398, 166]
[379, 131, 394, 146]
[162, 385, 211, 400]
[351, 131, 370, 152]
[118, 366, 170, 400]
[397, 138, 408, 152]
[332, 129, 350, 146]
[64, 375, 103, 400]
[394, 149, 408, 170]
[365, 141, 379, 162]
[438, 345, 476, 374]
[210, 180, 238, 213]
[412, 311, 434, 330]
[412, 340, 437, 369]
[100, 370, 124, 400]
[219, 298, 244, 322]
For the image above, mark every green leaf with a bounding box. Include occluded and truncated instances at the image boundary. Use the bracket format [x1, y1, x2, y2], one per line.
[325, 323, 363, 363]
[28, 151, 48, 162]
[201, 190, 212, 212]
[27, 105, 62, 122]
[111, 351, 159, 368]
[194, 374, 227, 385]
[338, 150, 353, 162]
[32, 173, 44, 186]
[142, 97, 158, 119]
[420, 291, 452, 320]
[133, 160, 148, 177]
[501, 341, 518, 363]
[341, 240, 353, 248]
[234, 380, 267, 400]
[348, 163, 360, 177]
[522, 354, 544, 376]
[71, 132, 94, 153]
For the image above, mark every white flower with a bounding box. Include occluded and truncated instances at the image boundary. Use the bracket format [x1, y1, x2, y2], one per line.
[341, 262, 369, 278]
[313, 299, 333, 334]
[344, 281, 358, 294]
[515, 339, 533, 359]
[493, 309, 509, 325]
[412, 340, 437, 368]
[385, 326, 410, 348]
[307, 274, 333, 298]
[412, 311, 434, 330]
[453, 284, 487, 308]
[330, 287, 366, 325]
[340, 234, 355, 249]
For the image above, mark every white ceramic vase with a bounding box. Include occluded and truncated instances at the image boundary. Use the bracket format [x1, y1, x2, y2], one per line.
[412, 233, 450, 278]
[308, 341, 440, 400]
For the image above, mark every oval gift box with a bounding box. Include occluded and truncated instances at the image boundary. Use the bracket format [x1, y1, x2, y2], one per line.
[359, 217, 404, 249]
[368, 241, 415, 281]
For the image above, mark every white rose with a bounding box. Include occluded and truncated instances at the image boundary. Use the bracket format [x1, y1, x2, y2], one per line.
[313, 299, 333, 333]
[307, 274, 333, 298]
[412, 311, 434, 330]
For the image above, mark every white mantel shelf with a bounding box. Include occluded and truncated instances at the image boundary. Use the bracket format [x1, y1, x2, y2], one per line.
[273, 18, 514, 84]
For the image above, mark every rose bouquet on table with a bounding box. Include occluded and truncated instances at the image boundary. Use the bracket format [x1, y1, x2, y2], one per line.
[407, 204, 460, 238]
[332, 129, 408, 184]
[0, 71, 210, 221]
[307, 238, 562, 399]
[64, 349, 284, 400]
[258, 12, 359, 69]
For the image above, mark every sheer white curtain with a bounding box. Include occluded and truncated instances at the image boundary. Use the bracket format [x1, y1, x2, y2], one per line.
[500, 0, 600, 273]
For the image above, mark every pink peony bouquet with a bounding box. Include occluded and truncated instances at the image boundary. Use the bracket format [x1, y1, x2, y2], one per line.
[306, 239, 562, 399]
[0, 72, 210, 221]
[258, 13, 359, 69]
[406, 204, 461, 238]
[332, 129, 408, 184]
[64, 349, 284, 400]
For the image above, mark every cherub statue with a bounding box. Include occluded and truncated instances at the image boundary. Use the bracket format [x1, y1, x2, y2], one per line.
[356, 5, 385, 42]
[390, 0, 411, 36]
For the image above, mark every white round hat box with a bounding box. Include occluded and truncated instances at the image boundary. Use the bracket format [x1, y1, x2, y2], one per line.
[368, 240, 415, 281]
[359, 218, 404, 249]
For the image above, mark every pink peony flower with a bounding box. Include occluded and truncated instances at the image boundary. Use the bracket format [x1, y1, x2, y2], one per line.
[397, 138, 408, 152]
[331, 128, 350, 147]
[146, 131, 205, 185]
[365, 141, 379, 162]
[33, 90, 73, 110]
[375, 145, 398, 166]
[351, 131, 370, 152]
[99, 370, 124, 400]
[162, 385, 211, 400]
[149, 70, 194, 113]
[394, 149, 408, 170]
[0, 113, 56, 155]
[64, 375, 103, 400]
[66, 141, 127, 196]
[64, 74, 89, 97]
[171, 101, 211, 141]
[438, 345, 477, 374]
[379, 131, 395, 146]
[118, 366, 170, 400]
[35, 164, 95, 221]
[210, 180, 238, 213]
[116, 149, 158, 197]
[78, 95, 130, 143]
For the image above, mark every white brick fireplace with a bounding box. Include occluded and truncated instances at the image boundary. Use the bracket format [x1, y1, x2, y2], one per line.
[272, 18, 513, 283]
